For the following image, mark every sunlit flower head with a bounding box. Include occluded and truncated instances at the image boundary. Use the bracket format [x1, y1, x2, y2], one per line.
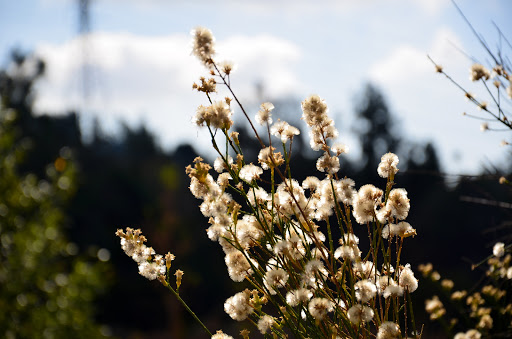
[257, 315, 275, 334]
[377, 152, 399, 178]
[239, 164, 263, 183]
[386, 188, 410, 220]
[353, 260, 378, 280]
[264, 268, 289, 295]
[286, 288, 313, 307]
[316, 152, 340, 174]
[470, 63, 490, 81]
[138, 261, 166, 280]
[270, 120, 300, 143]
[308, 297, 334, 320]
[493, 242, 505, 257]
[191, 26, 216, 65]
[218, 60, 236, 75]
[477, 314, 493, 330]
[355, 279, 377, 303]
[258, 146, 284, 170]
[256, 102, 274, 125]
[194, 100, 233, 130]
[382, 221, 416, 239]
[353, 184, 383, 224]
[347, 304, 374, 325]
[225, 250, 254, 282]
[214, 155, 233, 173]
[331, 143, 349, 155]
[224, 290, 254, 321]
[211, 330, 234, 339]
[425, 295, 445, 320]
[399, 264, 418, 293]
[302, 176, 321, 191]
[301, 94, 329, 127]
[334, 245, 361, 261]
[454, 329, 482, 339]
[376, 321, 400, 339]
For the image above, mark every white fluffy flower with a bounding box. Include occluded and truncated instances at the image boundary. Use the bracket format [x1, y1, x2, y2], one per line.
[383, 285, 404, 299]
[352, 184, 383, 224]
[316, 152, 340, 174]
[239, 164, 263, 183]
[191, 26, 215, 65]
[334, 245, 361, 261]
[347, 304, 374, 324]
[132, 244, 155, 263]
[331, 143, 349, 155]
[377, 321, 400, 339]
[493, 242, 505, 257]
[257, 315, 275, 334]
[247, 187, 270, 206]
[399, 264, 418, 293]
[301, 94, 328, 126]
[138, 261, 165, 280]
[264, 268, 289, 295]
[377, 152, 399, 178]
[355, 279, 377, 303]
[224, 290, 254, 321]
[382, 222, 416, 239]
[194, 100, 233, 129]
[225, 251, 254, 282]
[214, 155, 233, 173]
[385, 188, 410, 220]
[470, 63, 490, 81]
[308, 297, 334, 320]
[270, 120, 300, 143]
[286, 288, 313, 306]
[454, 329, 482, 339]
[211, 330, 234, 339]
[256, 102, 274, 125]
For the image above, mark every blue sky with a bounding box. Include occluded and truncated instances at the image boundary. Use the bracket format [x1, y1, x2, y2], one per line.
[2, 0, 511, 174]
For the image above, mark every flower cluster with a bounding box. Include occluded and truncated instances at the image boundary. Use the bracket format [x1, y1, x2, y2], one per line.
[118, 27, 421, 339]
[185, 27, 420, 338]
[420, 242, 512, 338]
[191, 26, 215, 66]
[429, 43, 511, 145]
[426, 21, 512, 338]
[194, 100, 234, 130]
[116, 227, 175, 281]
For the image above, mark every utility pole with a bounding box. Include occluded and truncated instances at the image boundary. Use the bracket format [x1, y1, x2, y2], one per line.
[78, 0, 91, 100]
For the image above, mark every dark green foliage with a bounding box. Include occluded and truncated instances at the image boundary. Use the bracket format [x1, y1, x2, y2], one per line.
[0, 107, 110, 338]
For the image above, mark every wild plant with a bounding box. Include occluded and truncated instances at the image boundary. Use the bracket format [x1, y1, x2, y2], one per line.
[423, 7, 512, 337]
[117, 27, 420, 339]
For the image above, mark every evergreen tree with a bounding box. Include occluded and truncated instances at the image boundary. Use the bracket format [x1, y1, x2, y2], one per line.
[353, 83, 401, 178]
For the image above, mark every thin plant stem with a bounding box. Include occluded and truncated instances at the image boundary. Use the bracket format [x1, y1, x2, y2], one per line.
[164, 284, 213, 337]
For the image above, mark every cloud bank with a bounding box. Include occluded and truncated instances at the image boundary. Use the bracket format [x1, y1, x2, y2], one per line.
[34, 31, 302, 151]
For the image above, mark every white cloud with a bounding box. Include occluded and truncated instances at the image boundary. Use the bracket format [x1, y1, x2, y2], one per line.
[368, 28, 508, 174]
[218, 35, 302, 98]
[370, 28, 465, 84]
[370, 46, 430, 85]
[34, 31, 302, 152]
[413, 0, 449, 15]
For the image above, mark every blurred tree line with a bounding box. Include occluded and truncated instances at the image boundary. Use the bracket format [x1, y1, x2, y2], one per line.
[0, 55, 110, 338]
[0, 51, 510, 338]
